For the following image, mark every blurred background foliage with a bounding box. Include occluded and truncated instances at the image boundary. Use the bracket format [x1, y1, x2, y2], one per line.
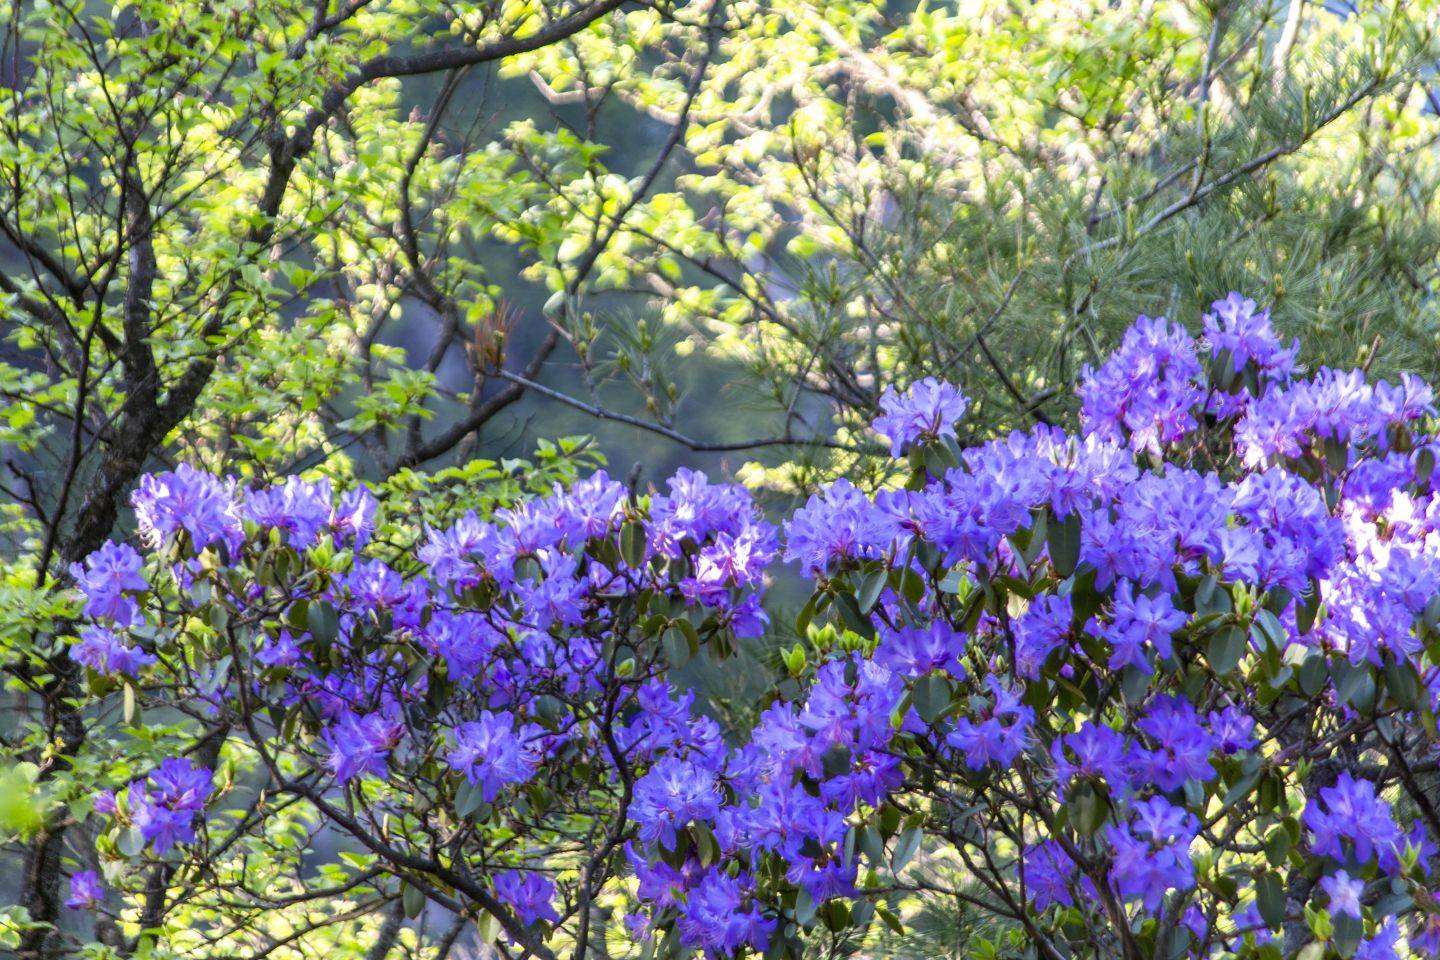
[4, 0, 1440, 956]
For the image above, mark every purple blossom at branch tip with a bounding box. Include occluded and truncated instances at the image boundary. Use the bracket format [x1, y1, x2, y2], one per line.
[65, 870, 103, 910]
[1208, 705, 1257, 754]
[70, 541, 147, 627]
[676, 870, 775, 955]
[1022, 840, 1093, 911]
[1356, 917, 1401, 960]
[1202, 292, 1299, 382]
[783, 479, 895, 576]
[1079, 314, 1203, 454]
[419, 511, 505, 589]
[632, 756, 721, 848]
[245, 475, 334, 548]
[1236, 368, 1435, 468]
[1014, 594, 1071, 679]
[322, 711, 402, 784]
[1051, 722, 1133, 799]
[872, 377, 969, 456]
[72, 626, 155, 677]
[554, 470, 627, 542]
[946, 676, 1033, 768]
[150, 757, 215, 812]
[1303, 771, 1407, 874]
[647, 468, 760, 556]
[875, 620, 967, 679]
[125, 759, 213, 854]
[446, 711, 544, 801]
[1319, 870, 1365, 917]
[493, 870, 560, 926]
[255, 629, 302, 669]
[1093, 579, 1186, 673]
[1105, 796, 1197, 912]
[1134, 695, 1217, 790]
[331, 486, 378, 547]
[131, 464, 242, 551]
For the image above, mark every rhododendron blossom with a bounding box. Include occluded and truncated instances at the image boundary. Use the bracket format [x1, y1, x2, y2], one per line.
[69, 295, 1440, 958]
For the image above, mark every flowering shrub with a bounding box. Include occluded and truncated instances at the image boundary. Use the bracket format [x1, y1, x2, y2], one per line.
[65, 295, 1440, 959]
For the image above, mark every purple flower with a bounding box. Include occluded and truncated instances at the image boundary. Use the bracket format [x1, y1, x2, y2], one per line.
[946, 677, 1033, 769]
[632, 757, 721, 848]
[256, 630, 302, 669]
[72, 626, 155, 678]
[1304, 772, 1407, 875]
[554, 470, 627, 542]
[150, 758, 213, 812]
[245, 476, 334, 548]
[69, 541, 147, 626]
[875, 620, 967, 679]
[419, 511, 504, 588]
[131, 464, 241, 551]
[872, 377, 969, 456]
[677, 870, 775, 954]
[332, 486, 378, 547]
[1319, 870, 1364, 917]
[1014, 594, 1072, 679]
[125, 759, 212, 854]
[1134, 696, 1217, 791]
[1356, 917, 1401, 960]
[1202, 293, 1299, 383]
[783, 480, 896, 576]
[646, 469, 760, 555]
[1051, 722, 1133, 799]
[447, 711, 544, 801]
[322, 712, 402, 784]
[1094, 580, 1186, 673]
[1105, 796, 1197, 911]
[65, 870, 103, 910]
[1022, 840, 1082, 910]
[493, 870, 560, 926]
[1208, 705, 1257, 754]
[1079, 314, 1203, 454]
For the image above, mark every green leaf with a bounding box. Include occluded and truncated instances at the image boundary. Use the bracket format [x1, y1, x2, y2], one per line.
[402, 882, 426, 918]
[307, 601, 339, 646]
[1046, 509, 1081, 577]
[875, 904, 905, 935]
[794, 889, 817, 926]
[1207, 625, 1247, 676]
[1067, 783, 1109, 836]
[117, 827, 146, 858]
[912, 673, 951, 724]
[620, 521, 646, 568]
[890, 826, 923, 873]
[858, 568, 887, 614]
[1255, 871, 1285, 929]
[833, 592, 875, 639]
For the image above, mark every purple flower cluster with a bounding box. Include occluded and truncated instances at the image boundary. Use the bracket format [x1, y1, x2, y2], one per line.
[72, 625, 155, 677]
[65, 870, 104, 910]
[70, 541, 147, 626]
[245, 475, 376, 549]
[1203, 293, 1296, 372]
[1303, 772, 1413, 875]
[448, 711, 545, 801]
[97, 759, 213, 854]
[74, 293, 1440, 957]
[493, 870, 560, 926]
[871, 377, 969, 456]
[1079, 314, 1203, 453]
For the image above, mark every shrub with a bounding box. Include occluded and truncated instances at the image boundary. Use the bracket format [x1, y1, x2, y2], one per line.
[68, 295, 1440, 958]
